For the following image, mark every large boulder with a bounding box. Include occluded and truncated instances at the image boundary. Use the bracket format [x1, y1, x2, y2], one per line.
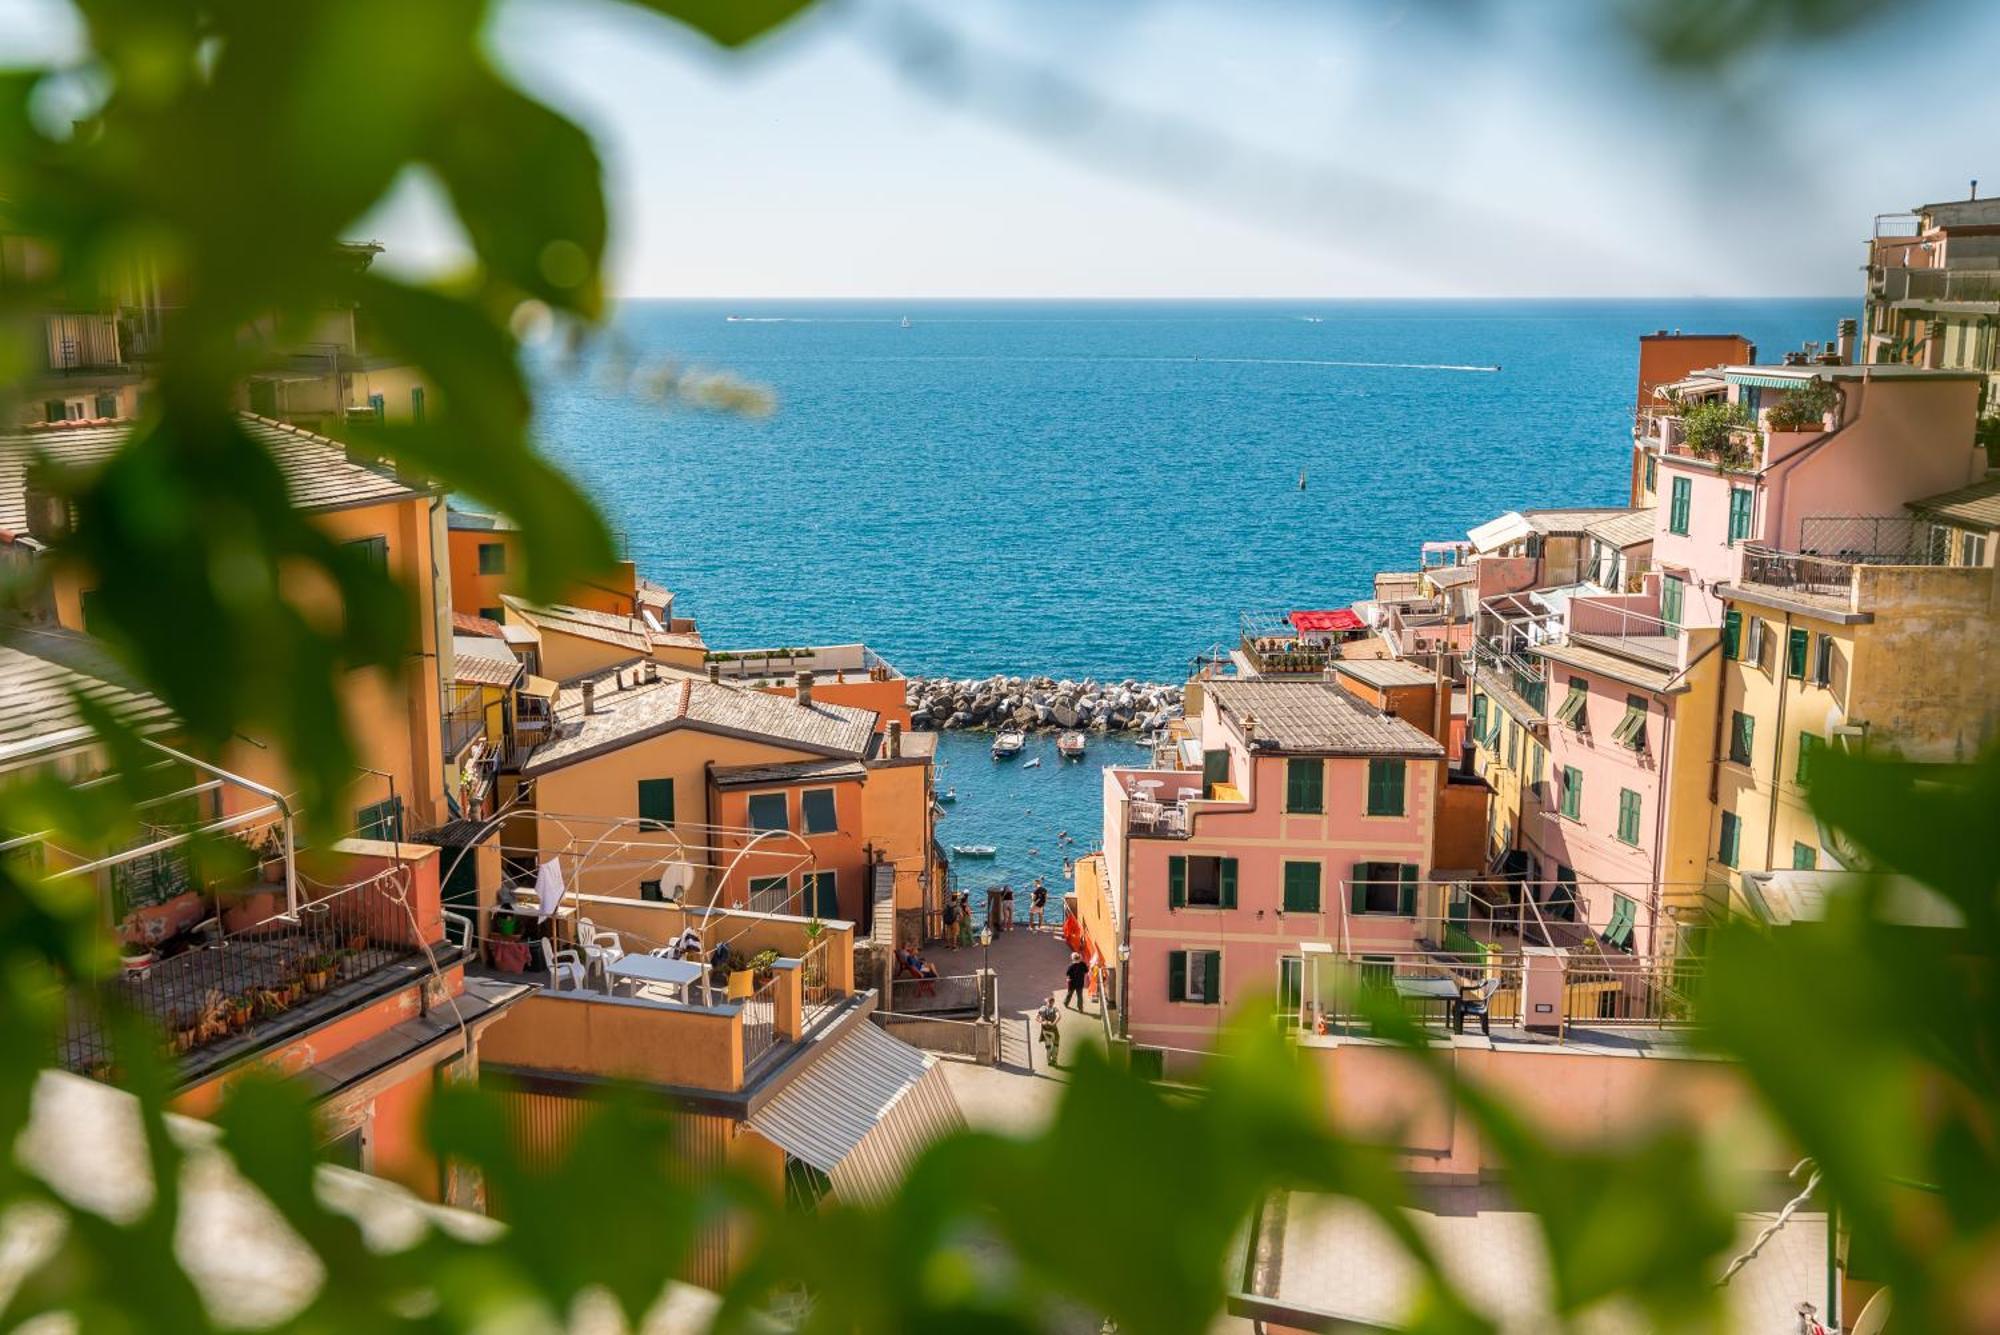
[1050, 702, 1078, 728]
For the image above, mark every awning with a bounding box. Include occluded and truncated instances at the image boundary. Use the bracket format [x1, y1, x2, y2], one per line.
[519, 675, 558, 700]
[1289, 608, 1362, 634]
[746, 1022, 965, 1207]
[1467, 511, 1533, 553]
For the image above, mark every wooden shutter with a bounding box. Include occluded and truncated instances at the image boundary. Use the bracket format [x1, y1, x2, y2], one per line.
[1167, 856, 1187, 908]
[1722, 608, 1742, 659]
[1350, 862, 1373, 914]
[1397, 864, 1417, 916]
[1218, 858, 1238, 909]
[1167, 951, 1186, 1001]
[1283, 862, 1320, 913]
[637, 778, 674, 828]
[1202, 951, 1221, 1005]
[1787, 628, 1808, 679]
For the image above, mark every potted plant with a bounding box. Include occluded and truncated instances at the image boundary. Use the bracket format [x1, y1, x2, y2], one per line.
[750, 948, 780, 986]
[119, 944, 156, 973]
[299, 952, 338, 994]
[725, 948, 756, 1000]
[1766, 377, 1838, 432]
[169, 1014, 202, 1055]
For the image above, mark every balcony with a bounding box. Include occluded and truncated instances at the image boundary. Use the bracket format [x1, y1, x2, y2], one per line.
[1871, 266, 2000, 305]
[1114, 768, 1207, 838]
[43, 313, 125, 374]
[706, 643, 902, 686]
[1737, 520, 1957, 608]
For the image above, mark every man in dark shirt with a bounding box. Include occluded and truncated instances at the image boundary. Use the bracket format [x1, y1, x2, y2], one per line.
[1030, 879, 1049, 929]
[1064, 952, 1089, 1010]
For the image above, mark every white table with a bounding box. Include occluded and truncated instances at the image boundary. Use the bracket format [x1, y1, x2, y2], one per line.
[609, 953, 706, 1003]
[1134, 779, 1165, 797]
[1392, 976, 1463, 1001]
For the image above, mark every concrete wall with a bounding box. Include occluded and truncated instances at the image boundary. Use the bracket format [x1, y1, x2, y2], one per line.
[856, 758, 935, 916]
[1850, 565, 2000, 760]
[479, 990, 745, 1092]
[711, 773, 867, 919]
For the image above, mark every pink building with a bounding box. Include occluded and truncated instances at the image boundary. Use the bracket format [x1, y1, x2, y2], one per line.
[1093, 678, 1445, 1062]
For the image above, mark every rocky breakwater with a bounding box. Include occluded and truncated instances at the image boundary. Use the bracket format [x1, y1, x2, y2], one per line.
[906, 675, 1184, 735]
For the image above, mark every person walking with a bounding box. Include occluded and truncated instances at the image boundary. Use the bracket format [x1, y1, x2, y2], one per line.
[1000, 885, 1015, 931]
[957, 893, 974, 948]
[941, 894, 959, 950]
[1030, 878, 1048, 929]
[1064, 951, 1089, 1011]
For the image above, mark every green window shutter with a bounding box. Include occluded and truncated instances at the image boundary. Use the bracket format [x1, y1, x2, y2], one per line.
[1795, 732, 1819, 787]
[1786, 628, 1809, 679]
[1661, 575, 1683, 629]
[1727, 486, 1753, 544]
[1202, 951, 1222, 1005]
[637, 778, 674, 829]
[1167, 856, 1187, 908]
[800, 787, 838, 834]
[1366, 759, 1406, 816]
[1350, 863, 1373, 915]
[411, 385, 426, 422]
[1218, 858, 1238, 909]
[1471, 694, 1487, 738]
[1282, 862, 1321, 913]
[1722, 608, 1742, 659]
[1669, 477, 1691, 534]
[1285, 759, 1323, 813]
[1792, 842, 1818, 870]
[347, 534, 388, 572]
[1730, 711, 1755, 766]
[1560, 766, 1581, 819]
[1396, 864, 1417, 917]
[1167, 951, 1186, 1002]
[1718, 811, 1741, 867]
[1617, 788, 1640, 845]
[477, 541, 506, 575]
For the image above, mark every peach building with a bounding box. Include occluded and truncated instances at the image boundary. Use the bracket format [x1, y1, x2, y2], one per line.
[1092, 678, 1444, 1064]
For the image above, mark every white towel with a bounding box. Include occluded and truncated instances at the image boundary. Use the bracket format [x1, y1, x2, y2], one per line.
[534, 858, 566, 920]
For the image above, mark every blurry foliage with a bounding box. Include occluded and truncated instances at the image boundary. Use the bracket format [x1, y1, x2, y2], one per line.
[0, 1, 1994, 1332]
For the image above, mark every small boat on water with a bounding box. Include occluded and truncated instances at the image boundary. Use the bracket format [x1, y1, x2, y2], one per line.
[900, 315, 912, 329]
[1022, 756, 1042, 770]
[1057, 730, 1087, 760]
[991, 729, 1026, 759]
[937, 787, 957, 804]
[952, 844, 997, 858]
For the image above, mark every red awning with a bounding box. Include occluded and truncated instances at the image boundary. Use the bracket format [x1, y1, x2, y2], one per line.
[1290, 608, 1362, 634]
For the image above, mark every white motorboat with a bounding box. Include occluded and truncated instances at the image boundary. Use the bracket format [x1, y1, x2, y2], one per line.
[1022, 757, 1042, 769]
[951, 844, 997, 858]
[991, 729, 1026, 759]
[1057, 730, 1086, 760]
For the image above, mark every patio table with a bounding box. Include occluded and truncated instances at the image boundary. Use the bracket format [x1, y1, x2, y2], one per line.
[608, 953, 706, 1002]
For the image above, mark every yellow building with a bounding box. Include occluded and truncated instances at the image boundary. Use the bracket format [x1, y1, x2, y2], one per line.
[1713, 503, 2000, 907]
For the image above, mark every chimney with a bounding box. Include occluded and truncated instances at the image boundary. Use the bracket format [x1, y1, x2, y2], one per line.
[581, 679, 596, 714]
[707, 661, 720, 683]
[1241, 713, 1257, 748]
[644, 661, 659, 684]
[1836, 318, 1856, 365]
[795, 669, 814, 709]
[885, 719, 902, 759]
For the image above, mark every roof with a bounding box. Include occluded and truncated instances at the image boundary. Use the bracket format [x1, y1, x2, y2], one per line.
[1532, 638, 1679, 694]
[522, 673, 878, 774]
[451, 611, 504, 639]
[1467, 512, 1533, 553]
[744, 1022, 964, 1208]
[1721, 363, 1981, 386]
[1332, 658, 1436, 690]
[710, 758, 869, 788]
[1583, 508, 1657, 549]
[1203, 679, 1444, 758]
[451, 635, 523, 687]
[501, 596, 651, 655]
[1424, 564, 1478, 589]
[444, 507, 517, 532]
[0, 416, 426, 531]
[0, 624, 177, 762]
[1289, 608, 1363, 634]
[1521, 507, 1631, 536]
[1906, 474, 2000, 531]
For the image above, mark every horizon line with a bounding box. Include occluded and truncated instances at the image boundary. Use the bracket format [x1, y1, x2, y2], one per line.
[606, 293, 1858, 303]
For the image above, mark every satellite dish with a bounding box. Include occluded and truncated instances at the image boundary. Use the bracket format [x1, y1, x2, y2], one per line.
[656, 859, 696, 901]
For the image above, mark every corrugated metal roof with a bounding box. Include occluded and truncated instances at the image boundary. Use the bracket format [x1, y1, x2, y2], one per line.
[0, 416, 425, 530]
[1584, 508, 1658, 549]
[1522, 508, 1631, 536]
[1332, 658, 1435, 689]
[1204, 679, 1444, 757]
[1467, 511, 1533, 553]
[1906, 474, 2000, 531]
[747, 1022, 964, 1207]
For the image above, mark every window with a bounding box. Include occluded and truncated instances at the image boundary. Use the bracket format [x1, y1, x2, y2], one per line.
[1547, 866, 1579, 921]
[800, 787, 838, 835]
[1349, 862, 1417, 916]
[1529, 740, 1545, 793]
[1169, 949, 1222, 1004]
[1644, 453, 1657, 492]
[1668, 476, 1692, 534]
[636, 778, 674, 830]
[411, 386, 426, 423]
[1792, 843, 1818, 870]
[93, 391, 119, 419]
[1812, 633, 1834, 687]
[1559, 765, 1582, 820]
[478, 606, 504, 624]
[1505, 719, 1519, 770]
[1553, 676, 1589, 729]
[1201, 749, 1230, 797]
[356, 796, 403, 842]
[1795, 732, 1820, 787]
[1746, 616, 1767, 668]
[1660, 574, 1684, 629]
[1609, 694, 1648, 751]
[1616, 788, 1642, 846]
[639, 878, 665, 902]
[1786, 627, 1809, 680]
[747, 792, 789, 832]
[1729, 711, 1755, 766]
[1722, 608, 1742, 659]
[1284, 758, 1323, 813]
[347, 534, 388, 572]
[1966, 532, 1989, 567]
[1603, 894, 1637, 951]
[1365, 759, 1406, 816]
[1167, 855, 1237, 909]
[1277, 956, 1304, 1026]
[1718, 810, 1741, 868]
[1727, 485, 1753, 545]
[1470, 693, 1488, 743]
[477, 541, 507, 575]
[1281, 861, 1321, 913]
[368, 391, 386, 420]
[748, 875, 789, 914]
[807, 870, 838, 917]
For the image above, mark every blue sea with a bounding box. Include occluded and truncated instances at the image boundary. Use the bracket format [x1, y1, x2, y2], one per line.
[531, 298, 1851, 900]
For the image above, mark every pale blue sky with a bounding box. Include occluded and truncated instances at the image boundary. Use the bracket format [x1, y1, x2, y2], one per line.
[6, 0, 1998, 297]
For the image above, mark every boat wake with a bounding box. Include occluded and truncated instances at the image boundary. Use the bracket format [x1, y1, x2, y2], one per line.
[1192, 355, 1499, 373]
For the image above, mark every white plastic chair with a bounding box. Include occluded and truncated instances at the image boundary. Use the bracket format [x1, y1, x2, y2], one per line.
[548, 948, 590, 992]
[578, 918, 626, 986]
[1130, 798, 1163, 828]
